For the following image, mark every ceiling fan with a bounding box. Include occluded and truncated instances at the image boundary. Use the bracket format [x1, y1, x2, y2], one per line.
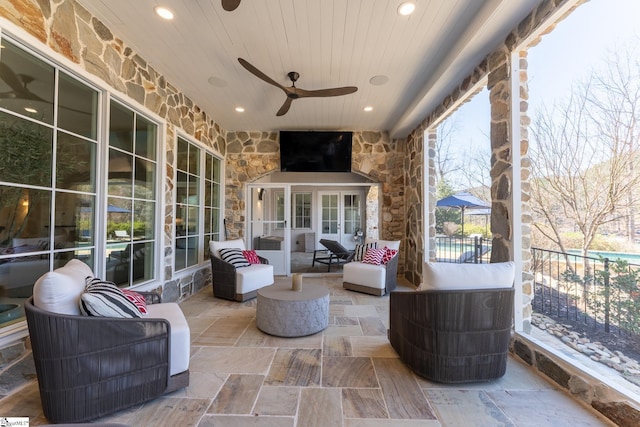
[221, 0, 241, 11]
[0, 63, 45, 102]
[238, 58, 358, 116]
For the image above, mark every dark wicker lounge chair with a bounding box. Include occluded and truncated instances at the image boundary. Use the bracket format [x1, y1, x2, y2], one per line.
[312, 239, 355, 272]
[24, 293, 189, 423]
[388, 287, 514, 383]
[209, 239, 274, 301]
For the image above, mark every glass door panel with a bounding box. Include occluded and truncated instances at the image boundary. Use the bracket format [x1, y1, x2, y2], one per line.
[248, 186, 288, 275]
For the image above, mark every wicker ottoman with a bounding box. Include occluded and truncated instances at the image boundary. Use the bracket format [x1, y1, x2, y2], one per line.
[256, 282, 329, 337]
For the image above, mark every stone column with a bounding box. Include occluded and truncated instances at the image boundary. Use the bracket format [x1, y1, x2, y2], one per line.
[488, 47, 513, 263]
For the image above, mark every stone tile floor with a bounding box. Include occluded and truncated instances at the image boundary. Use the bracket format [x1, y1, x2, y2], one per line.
[0, 275, 616, 426]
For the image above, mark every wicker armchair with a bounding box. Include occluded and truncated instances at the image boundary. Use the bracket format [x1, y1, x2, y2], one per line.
[389, 286, 514, 383]
[209, 239, 274, 301]
[24, 293, 189, 423]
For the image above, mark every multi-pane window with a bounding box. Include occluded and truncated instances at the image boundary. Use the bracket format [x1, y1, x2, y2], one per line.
[293, 193, 312, 228]
[106, 101, 158, 286]
[0, 37, 99, 325]
[175, 137, 200, 270]
[203, 152, 222, 259]
[175, 137, 222, 270]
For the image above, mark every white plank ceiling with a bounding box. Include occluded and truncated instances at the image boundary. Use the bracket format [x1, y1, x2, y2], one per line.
[76, 0, 542, 138]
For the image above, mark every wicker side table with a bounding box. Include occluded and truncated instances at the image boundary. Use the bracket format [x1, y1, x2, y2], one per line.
[256, 281, 329, 337]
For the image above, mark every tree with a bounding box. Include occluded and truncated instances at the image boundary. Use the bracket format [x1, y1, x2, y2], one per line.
[529, 45, 640, 258]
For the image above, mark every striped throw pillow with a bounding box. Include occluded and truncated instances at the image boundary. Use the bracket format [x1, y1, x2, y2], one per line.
[80, 277, 142, 318]
[362, 248, 386, 265]
[219, 247, 250, 268]
[354, 242, 376, 261]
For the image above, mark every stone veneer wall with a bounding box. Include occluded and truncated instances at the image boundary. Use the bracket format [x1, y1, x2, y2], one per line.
[0, 0, 225, 304]
[223, 130, 406, 273]
[400, 0, 640, 423]
[0, 0, 227, 393]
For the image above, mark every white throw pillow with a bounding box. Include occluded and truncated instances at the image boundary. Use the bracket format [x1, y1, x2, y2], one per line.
[33, 259, 94, 315]
[419, 261, 515, 291]
[209, 239, 246, 259]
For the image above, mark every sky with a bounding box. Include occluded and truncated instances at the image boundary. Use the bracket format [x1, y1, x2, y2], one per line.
[442, 0, 640, 190]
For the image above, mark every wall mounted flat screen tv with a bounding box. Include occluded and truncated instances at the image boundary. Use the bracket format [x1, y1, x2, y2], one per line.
[280, 131, 353, 172]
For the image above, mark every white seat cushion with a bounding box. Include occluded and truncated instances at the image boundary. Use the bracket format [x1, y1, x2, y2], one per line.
[33, 259, 94, 315]
[419, 261, 515, 291]
[343, 261, 386, 290]
[146, 303, 190, 376]
[236, 263, 274, 294]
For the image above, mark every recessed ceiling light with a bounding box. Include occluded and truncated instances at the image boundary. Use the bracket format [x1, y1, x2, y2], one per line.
[397, 1, 416, 16]
[208, 76, 228, 87]
[24, 107, 38, 113]
[154, 6, 174, 20]
[235, 107, 245, 113]
[364, 106, 373, 112]
[369, 75, 389, 86]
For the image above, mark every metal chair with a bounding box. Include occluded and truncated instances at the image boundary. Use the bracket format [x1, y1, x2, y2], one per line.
[312, 239, 355, 272]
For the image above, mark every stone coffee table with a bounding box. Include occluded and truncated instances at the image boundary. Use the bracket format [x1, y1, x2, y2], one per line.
[256, 278, 330, 337]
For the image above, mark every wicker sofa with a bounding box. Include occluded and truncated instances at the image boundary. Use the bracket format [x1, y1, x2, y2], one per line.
[388, 261, 515, 383]
[25, 259, 190, 423]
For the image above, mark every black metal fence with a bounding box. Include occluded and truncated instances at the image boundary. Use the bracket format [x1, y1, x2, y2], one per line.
[435, 236, 491, 264]
[531, 247, 640, 335]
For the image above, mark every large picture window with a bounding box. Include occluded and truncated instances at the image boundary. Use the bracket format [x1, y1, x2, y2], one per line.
[0, 37, 99, 325]
[175, 136, 222, 270]
[106, 100, 158, 286]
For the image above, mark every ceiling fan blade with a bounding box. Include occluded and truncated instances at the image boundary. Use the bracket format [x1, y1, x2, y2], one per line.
[295, 86, 358, 98]
[222, 0, 241, 11]
[0, 63, 26, 93]
[276, 97, 293, 116]
[238, 58, 285, 91]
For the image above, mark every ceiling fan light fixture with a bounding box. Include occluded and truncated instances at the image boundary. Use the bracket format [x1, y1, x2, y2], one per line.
[154, 6, 174, 20]
[397, 1, 416, 16]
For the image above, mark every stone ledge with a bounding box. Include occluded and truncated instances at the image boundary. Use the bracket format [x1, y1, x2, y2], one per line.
[512, 333, 640, 427]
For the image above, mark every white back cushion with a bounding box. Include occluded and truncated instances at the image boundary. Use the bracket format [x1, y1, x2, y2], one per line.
[209, 239, 246, 259]
[419, 261, 515, 291]
[33, 259, 94, 314]
[364, 238, 400, 250]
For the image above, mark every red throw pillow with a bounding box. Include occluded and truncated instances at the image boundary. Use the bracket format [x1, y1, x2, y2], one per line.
[362, 248, 385, 265]
[121, 289, 148, 315]
[243, 249, 261, 264]
[382, 247, 398, 264]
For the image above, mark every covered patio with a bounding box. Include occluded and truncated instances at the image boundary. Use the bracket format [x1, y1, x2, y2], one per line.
[0, 275, 614, 426]
[0, 0, 638, 425]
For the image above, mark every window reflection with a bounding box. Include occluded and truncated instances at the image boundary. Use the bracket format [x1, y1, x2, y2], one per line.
[106, 100, 158, 287]
[0, 39, 54, 124]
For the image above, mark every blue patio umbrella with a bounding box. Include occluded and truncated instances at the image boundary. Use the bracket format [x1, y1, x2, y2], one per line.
[436, 192, 490, 236]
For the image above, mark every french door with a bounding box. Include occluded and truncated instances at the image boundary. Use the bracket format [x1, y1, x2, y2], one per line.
[318, 192, 363, 251]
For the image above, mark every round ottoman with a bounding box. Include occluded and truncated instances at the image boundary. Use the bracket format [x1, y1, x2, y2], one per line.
[256, 282, 329, 337]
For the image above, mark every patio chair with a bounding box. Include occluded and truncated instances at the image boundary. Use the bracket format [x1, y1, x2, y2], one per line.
[388, 261, 515, 383]
[209, 238, 274, 301]
[26, 259, 190, 423]
[312, 239, 355, 272]
[114, 229, 130, 240]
